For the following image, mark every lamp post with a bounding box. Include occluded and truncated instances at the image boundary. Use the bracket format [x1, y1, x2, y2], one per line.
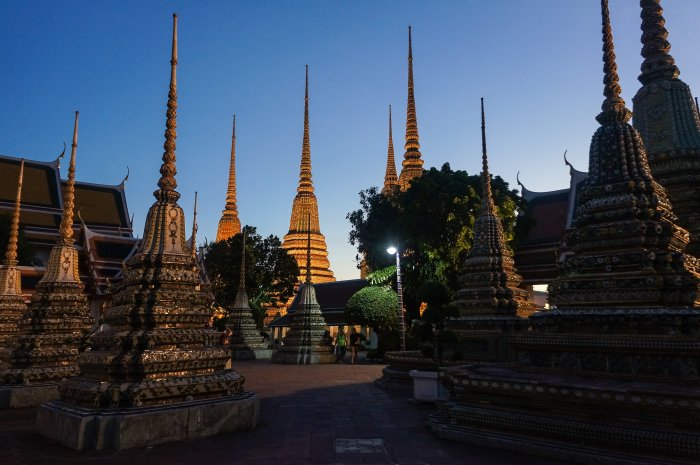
[387, 246, 406, 351]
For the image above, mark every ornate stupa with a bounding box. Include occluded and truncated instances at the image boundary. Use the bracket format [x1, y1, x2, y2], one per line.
[429, 3, 700, 461]
[272, 218, 335, 364]
[447, 99, 536, 360]
[228, 229, 272, 360]
[1, 111, 91, 404]
[0, 160, 27, 349]
[281, 66, 335, 284]
[632, 0, 700, 257]
[382, 105, 399, 194]
[216, 115, 242, 242]
[547, 0, 700, 309]
[398, 26, 424, 191]
[37, 15, 258, 450]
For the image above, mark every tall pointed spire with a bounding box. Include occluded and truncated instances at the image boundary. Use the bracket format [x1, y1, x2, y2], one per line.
[239, 227, 246, 291]
[155, 13, 179, 202]
[638, 0, 679, 85]
[59, 111, 79, 245]
[191, 191, 198, 259]
[479, 98, 495, 213]
[4, 160, 24, 267]
[597, 0, 631, 124]
[280, 65, 335, 285]
[299, 65, 313, 194]
[382, 105, 399, 194]
[398, 26, 424, 191]
[216, 115, 242, 241]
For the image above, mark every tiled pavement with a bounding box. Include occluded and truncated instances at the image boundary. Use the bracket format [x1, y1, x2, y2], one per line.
[0, 360, 565, 465]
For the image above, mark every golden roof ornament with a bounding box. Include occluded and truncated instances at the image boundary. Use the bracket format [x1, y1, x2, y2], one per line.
[216, 114, 242, 241]
[382, 105, 399, 194]
[398, 26, 424, 191]
[281, 65, 335, 284]
[155, 13, 179, 203]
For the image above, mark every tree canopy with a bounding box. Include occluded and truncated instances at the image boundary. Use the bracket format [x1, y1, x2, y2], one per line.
[347, 163, 522, 314]
[346, 285, 398, 333]
[203, 227, 299, 325]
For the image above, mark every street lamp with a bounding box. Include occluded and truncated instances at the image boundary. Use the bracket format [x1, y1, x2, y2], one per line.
[387, 246, 406, 351]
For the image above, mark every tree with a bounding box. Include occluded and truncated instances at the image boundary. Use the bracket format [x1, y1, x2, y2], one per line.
[345, 285, 398, 356]
[417, 281, 458, 363]
[203, 227, 299, 327]
[347, 163, 522, 317]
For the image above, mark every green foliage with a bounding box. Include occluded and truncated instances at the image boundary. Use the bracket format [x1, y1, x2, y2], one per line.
[203, 226, 299, 326]
[0, 213, 34, 265]
[365, 265, 396, 286]
[347, 163, 522, 304]
[346, 286, 398, 332]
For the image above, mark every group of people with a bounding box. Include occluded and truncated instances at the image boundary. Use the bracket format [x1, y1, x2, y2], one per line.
[334, 327, 364, 364]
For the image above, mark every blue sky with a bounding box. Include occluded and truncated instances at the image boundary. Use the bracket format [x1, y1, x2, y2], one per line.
[2, 1, 700, 280]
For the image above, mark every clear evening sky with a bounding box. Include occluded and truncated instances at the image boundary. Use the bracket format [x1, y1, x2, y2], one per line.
[2, 1, 700, 280]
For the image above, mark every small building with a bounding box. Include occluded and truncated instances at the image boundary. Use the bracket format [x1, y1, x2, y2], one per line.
[0, 154, 139, 320]
[268, 279, 377, 347]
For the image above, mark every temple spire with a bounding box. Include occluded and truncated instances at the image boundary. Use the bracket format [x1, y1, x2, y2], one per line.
[305, 214, 312, 285]
[4, 160, 24, 266]
[597, 0, 631, 124]
[239, 228, 246, 291]
[59, 111, 79, 245]
[638, 0, 679, 85]
[215, 115, 242, 241]
[155, 13, 179, 202]
[398, 25, 424, 191]
[382, 105, 399, 194]
[480, 98, 495, 210]
[298, 65, 313, 194]
[191, 191, 198, 259]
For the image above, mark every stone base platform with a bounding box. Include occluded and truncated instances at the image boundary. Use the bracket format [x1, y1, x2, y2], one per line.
[36, 392, 259, 450]
[270, 351, 336, 364]
[375, 351, 436, 391]
[430, 363, 700, 465]
[0, 383, 59, 408]
[233, 348, 273, 360]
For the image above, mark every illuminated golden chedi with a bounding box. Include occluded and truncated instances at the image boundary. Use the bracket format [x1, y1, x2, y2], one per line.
[398, 26, 424, 191]
[216, 115, 241, 242]
[0, 159, 27, 347]
[281, 66, 335, 284]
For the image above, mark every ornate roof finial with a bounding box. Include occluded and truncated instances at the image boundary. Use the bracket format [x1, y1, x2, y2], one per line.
[382, 104, 399, 194]
[516, 171, 525, 191]
[4, 160, 24, 266]
[305, 213, 312, 285]
[155, 13, 180, 202]
[238, 227, 246, 291]
[480, 98, 495, 213]
[191, 191, 198, 259]
[298, 65, 314, 194]
[59, 111, 79, 245]
[638, 0, 679, 85]
[398, 25, 424, 191]
[597, 0, 632, 124]
[225, 114, 238, 211]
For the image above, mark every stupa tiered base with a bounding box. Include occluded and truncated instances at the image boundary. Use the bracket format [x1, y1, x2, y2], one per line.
[37, 391, 259, 450]
[429, 362, 700, 465]
[376, 350, 437, 391]
[271, 348, 335, 365]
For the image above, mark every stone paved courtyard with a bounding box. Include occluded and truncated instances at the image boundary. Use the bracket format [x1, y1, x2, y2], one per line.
[0, 360, 565, 465]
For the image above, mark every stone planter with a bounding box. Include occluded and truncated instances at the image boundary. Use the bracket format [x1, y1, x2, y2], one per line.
[409, 369, 440, 402]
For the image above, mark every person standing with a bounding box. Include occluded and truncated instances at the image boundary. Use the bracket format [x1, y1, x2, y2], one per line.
[349, 327, 361, 364]
[336, 329, 347, 363]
